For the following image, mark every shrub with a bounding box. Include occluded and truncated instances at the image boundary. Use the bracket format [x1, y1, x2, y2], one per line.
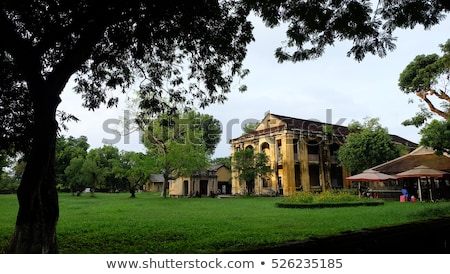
[283, 191, 315, 204]
[283, 190, 360, 204]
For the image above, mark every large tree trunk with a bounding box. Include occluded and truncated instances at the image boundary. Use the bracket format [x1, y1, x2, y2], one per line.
[6, 90, 60, 253]
[160, 162, 171, 198]
[129, 180, 136, 198]
[90, 174, 97, 198]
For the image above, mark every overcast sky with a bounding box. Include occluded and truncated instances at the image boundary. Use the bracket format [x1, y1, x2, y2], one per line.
[58, 14, 450, 159]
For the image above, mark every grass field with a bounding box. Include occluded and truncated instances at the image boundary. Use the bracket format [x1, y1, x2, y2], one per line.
[1, 192, 450, 253]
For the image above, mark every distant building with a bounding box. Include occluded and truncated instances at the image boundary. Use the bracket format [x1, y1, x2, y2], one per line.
[230, 113, 417, 196]
[169, 165, 231, 197]
[143, 174, 165, 192]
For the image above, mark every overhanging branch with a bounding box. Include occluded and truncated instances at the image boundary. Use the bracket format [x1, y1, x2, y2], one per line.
[419, 92, 449, 119]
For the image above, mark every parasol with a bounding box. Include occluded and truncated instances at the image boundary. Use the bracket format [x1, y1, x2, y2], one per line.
[346, 169, 396, 182]
[396, 165, 449, 201]
[346, 169, 396, 198]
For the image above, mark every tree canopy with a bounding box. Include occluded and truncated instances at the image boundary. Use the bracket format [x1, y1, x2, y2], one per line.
[111, 151, 153, 198]
[398, 39, 450, 127]
[2, 1, 450, 158]
[338, 118, 401, 173]
[2, 0, 450, 253]
[232, 147, 271, 194]
[141, 111, 219, 197]
[419, 119, 450, 155]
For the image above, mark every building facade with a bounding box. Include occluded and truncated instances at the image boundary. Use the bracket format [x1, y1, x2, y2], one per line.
[230, 113, 416, 196]
[169, 165, 231, 197]
[143, 174, 165, 192]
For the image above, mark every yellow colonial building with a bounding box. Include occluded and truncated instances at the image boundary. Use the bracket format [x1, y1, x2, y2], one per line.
[230, 113, 416, 196]
[169, 164, 231, 197]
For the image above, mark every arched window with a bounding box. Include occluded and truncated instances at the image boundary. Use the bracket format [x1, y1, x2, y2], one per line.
[261, 142, 270, 155]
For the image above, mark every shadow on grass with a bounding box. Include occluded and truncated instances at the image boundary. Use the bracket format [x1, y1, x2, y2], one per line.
[275, 200, 385, 209]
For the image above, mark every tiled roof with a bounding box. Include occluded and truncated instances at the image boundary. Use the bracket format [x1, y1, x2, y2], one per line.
[232, 113, 418, 147]
[149, 174, 164, 183]
[270, 114, 349, 136]
[372, 146, 450, 174]
[207, 164, 229, 171]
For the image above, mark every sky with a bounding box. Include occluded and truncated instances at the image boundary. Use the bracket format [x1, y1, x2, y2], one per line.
[58, 14, 450, 159]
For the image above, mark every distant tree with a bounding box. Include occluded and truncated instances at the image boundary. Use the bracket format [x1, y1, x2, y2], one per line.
[242, 122, 260, 134]
[79, 146, 119, 197]
[346, 117, 386, 133]
[232, 147, 271, 194]
[111, 151, 154, 198]
[64, 157, 87, 195]
[12, 159, 26, 182]
[0, 150, 11, 176]
[55, 136, 89, 190]
[419, 119, 450, 155]
[81, 150, 104, 198]
[93, 145, 122, 192]
[158, 111, 222, 155]
[2, 0, 450, 253]
[0, 173, 19, 193]
[398, 39, 450, 127]
[212, 157, 232, 169]
[142, 112, 214, 197]
[338, 118, 401, 173]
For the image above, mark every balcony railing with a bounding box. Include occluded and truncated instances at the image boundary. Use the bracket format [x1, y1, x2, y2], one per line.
[308, 154, 319, 163]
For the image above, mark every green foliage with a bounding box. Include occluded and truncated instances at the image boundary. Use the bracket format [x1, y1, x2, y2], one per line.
[185, 111, 222, 155]
[283, 190, 360, 204]
[142, 111, 215, 197]
[401, 104, 434, 128]
[232, 147, 272, 193]
[255, 0, 449, 62]
[2, 1, 448, 157]
[398, 39, 450, 125]
[283, 191, 315, 204]
[399, 54, 442, 93]
[142, 111, 221, 153]
[0, 152, 10, 176]
[0, 173, 19, 193]
[56, 136, 89, 188]
[322, 124, 334, 135]
[338, 118, 400, 173]
[211, 157, 232, 169]
[111, 151, 154, 197]
[420, 119, 450, 155]
[242, 122, 260, 134]
[64, 157, 86, 194]
[165, 142, 210, 178]
[83, 146, 122, 195]
[347, 117, 386, 133]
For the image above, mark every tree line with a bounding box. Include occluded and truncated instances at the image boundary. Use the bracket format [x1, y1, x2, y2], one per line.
[0, 110, 229, 198]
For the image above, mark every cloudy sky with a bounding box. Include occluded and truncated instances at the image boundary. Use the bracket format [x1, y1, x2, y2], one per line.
[58, 14, 450, 159]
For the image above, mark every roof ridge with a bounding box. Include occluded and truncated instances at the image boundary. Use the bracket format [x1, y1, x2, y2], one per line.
[231, 113, 417, 147]
[270, 113, 346, 127]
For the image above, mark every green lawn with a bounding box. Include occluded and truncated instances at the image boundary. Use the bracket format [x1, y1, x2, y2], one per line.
[1, 192, 450, 253]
